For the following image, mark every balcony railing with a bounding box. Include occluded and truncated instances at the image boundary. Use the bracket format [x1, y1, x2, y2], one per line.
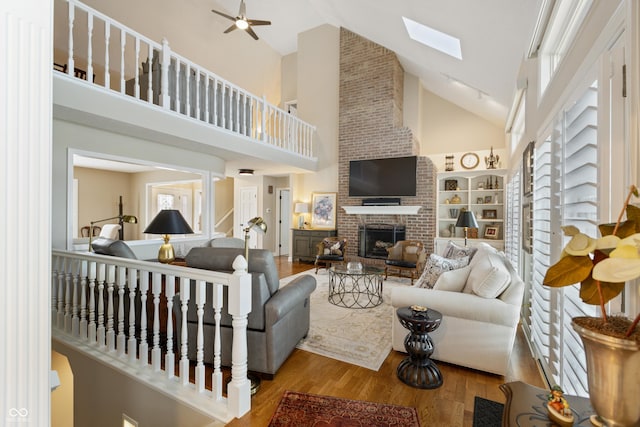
[54, 0, 315, 158]
[51, 249, 253, 422]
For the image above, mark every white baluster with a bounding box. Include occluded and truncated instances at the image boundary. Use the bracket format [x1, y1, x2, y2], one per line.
[96, 263, 106, 347]
[160, 38, 170, 108]
[88, 261, 97, 343]
[119, 28, 126, 93]
[67, 3, 75, 76]
[116, 267, 127, 356]
[242, 94, 247, 135]
[165, 274, 176, 379]
[179, 277, 191, 386]
[106, 264, 116, 351]
[195, 279, 206, 393]
[211, 282, 223, 400]
[174, 59, 180, 113]
[87, 12, 93, 82]
[221, 84, 226, 129]
[185, 64, 191, 117]
[195, 69, 201, 120]
[147, 44, 153, 103]
[127, 268, 138, 364]
[204, 76, 210, 123]
[71, 260, 80, 336]
[213, 78, 218, 126]
[79, 260, 88, 339]
[57, 258, 66, 329]
[134, 38, 140, 99]
[139, 271, 149, 365]
[64, 266, 73, 333]
[51, 256, 59, 326]
[104, 24, 110, 88]
[227, 256, 252, 417]
[151, 272, 162, 371]
[233, 88, 238, 131]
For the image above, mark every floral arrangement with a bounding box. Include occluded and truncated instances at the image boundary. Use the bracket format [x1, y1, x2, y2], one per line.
[543, 185, 640, 341]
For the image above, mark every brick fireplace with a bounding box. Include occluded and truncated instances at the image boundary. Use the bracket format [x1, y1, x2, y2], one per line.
[337, 28, 436, 259]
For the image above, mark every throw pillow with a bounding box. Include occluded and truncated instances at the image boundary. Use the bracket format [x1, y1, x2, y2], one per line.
[442, 240, 477, 260]
[414, 254, 469, 289]
[330, 241, 342, 256]
[433, 265, 471, 292]
[465, 247, 511, 298]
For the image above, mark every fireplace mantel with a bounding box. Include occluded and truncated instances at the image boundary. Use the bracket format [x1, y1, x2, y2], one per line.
[341, 206, 422, 215]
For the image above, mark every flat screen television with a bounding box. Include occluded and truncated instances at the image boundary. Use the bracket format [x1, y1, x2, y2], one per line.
[349, 156, 417, 197]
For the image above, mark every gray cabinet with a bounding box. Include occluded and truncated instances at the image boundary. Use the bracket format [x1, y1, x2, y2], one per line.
[292, 229, 337, 262]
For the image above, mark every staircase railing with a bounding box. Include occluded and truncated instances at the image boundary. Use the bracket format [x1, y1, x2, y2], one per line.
[54, 0, 315, 158]
[51, 249, 252, 422]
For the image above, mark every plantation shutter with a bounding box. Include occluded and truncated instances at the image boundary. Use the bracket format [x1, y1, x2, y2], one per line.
[505, 170, 521, 263]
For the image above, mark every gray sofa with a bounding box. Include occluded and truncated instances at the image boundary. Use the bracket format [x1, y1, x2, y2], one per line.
[175, 247, 316, 377]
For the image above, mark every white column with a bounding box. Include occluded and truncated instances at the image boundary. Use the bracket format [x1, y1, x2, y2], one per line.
[1, 0, 52, 424]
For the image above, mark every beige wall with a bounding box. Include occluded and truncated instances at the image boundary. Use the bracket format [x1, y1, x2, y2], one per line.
[214, 178, 235, 236]
[295, 24, 340, 201]
[51, 351, 74, 427]
[281, 53, 298, 107]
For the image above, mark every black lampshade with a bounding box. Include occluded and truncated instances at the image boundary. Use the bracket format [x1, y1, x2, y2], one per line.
[455, 210, 479, 229]
[144, 210, 194, 235]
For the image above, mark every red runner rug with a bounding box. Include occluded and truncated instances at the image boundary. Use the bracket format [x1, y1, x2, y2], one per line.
[268, 390, 421, 427]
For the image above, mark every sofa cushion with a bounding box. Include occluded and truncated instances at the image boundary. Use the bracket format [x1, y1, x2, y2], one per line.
[415, 254, 469, 289]
[433, 264, 471, 292]
[464, 246, 510, 298]
[441, 240, 477, 260]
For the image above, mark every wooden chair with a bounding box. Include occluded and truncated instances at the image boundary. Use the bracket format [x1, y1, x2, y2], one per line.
[384, 240, 426, 285]
[314, 237, 348, 274]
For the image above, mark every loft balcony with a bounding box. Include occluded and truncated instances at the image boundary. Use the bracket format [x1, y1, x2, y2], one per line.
[52, 0, 318, 172]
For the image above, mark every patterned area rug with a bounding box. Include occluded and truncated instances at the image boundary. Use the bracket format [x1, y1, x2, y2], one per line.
[280, 270, 406, 371]
[472, 396, 504, 427]
[268, 390, 421, 427]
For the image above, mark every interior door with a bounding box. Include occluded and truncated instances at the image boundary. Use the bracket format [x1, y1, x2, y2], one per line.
[277, 188, 291, 256]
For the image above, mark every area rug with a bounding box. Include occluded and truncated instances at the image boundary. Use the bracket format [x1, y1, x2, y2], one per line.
[472, 396, 504, 427]
[280, 270, 406, 371]
[268, 390, 421, 427]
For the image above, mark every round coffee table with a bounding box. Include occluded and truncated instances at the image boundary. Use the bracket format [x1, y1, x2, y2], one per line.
[328, 265, 384, 308]
[396, 306, 443, 389]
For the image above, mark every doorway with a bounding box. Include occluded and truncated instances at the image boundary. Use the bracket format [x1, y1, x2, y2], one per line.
[277, 188, 291, 256]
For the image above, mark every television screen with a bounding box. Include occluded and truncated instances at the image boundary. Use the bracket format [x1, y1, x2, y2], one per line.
[349, 156, 417, 197]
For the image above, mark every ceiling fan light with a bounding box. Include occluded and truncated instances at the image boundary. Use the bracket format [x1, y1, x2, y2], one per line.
[236, 19, 249, 30]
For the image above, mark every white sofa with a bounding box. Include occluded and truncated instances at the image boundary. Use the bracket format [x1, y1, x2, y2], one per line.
[390, 242, 524, 376]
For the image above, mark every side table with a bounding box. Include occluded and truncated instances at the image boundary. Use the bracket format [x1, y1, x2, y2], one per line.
[396, 306, 443, 389]
[500, 381, 595, 426]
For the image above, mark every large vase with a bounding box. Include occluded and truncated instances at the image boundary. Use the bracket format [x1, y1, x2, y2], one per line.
[572, 318, 640, 427]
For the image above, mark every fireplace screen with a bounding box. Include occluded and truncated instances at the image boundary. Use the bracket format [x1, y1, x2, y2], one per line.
[358, 224, 406, 259]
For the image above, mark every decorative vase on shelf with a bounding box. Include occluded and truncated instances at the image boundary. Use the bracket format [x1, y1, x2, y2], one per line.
[572, 319, 640, 427]
[450, 194, 461, 204]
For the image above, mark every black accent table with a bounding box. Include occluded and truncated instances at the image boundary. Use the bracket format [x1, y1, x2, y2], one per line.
[396, 306, 443, 389]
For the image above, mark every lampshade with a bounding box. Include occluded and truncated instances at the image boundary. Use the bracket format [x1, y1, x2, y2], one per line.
[294, 203, 309, 214]
[455, 210, 478, 229]
[144, 210, 194, 263]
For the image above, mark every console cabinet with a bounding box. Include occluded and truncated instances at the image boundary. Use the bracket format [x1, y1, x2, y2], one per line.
[292, 229, 337, 262]
[435, 169, 507, 252]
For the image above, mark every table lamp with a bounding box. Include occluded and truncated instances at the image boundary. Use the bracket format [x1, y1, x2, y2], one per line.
[88, 214, 138, 252]
[144, 210, 194, 263]
[243, 216, 267, 260]
[294, 202, 309, 229]
[455, 210, 478, 246]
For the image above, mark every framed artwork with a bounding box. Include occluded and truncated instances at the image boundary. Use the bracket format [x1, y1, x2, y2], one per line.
[476, 197, 484, 204]
[484, 226, 499, 239]
[484, 195, 493, 204]
[311, 192, 337, 230]
[468, 227, 479, 239]
[444, 179, 458, 191]
[482, 209, 497, 219]
[523, 141, 534, 197]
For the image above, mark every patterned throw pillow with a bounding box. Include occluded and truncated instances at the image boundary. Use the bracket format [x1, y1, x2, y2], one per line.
[442, 240, 477, 260]
[414, 254, 470, 289]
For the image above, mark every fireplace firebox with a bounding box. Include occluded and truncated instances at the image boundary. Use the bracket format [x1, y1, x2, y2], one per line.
[358, 224, 406, 259]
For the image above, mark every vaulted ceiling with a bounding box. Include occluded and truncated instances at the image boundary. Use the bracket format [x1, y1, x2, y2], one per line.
[210, 0, 542, 128]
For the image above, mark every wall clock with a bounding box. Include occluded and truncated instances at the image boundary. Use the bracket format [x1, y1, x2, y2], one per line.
[460, 152, 479, 170]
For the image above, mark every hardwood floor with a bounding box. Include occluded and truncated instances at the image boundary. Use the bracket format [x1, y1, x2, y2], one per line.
[225, 257, 545, 427]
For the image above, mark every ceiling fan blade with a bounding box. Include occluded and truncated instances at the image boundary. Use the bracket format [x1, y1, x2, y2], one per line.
[245, 26, 259, 40]
[239, 0, 247, 18]
[211, 9, 236, 22]
[247, 19, 271, 26]
[223, 23, 238, 34]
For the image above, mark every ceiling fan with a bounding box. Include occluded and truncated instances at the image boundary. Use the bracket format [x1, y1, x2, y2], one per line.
[211, 0, 271, 40]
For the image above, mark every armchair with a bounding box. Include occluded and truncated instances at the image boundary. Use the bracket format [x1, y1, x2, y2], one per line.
[384, 240, 426, 285]
[314, 237, 348, 274]
[174, 247, 316, 377]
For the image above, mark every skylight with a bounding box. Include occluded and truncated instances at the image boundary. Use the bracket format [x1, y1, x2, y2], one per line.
[402, 16, 462, 60]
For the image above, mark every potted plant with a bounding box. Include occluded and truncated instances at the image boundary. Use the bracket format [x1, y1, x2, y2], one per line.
[543, 185, 640, 427]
